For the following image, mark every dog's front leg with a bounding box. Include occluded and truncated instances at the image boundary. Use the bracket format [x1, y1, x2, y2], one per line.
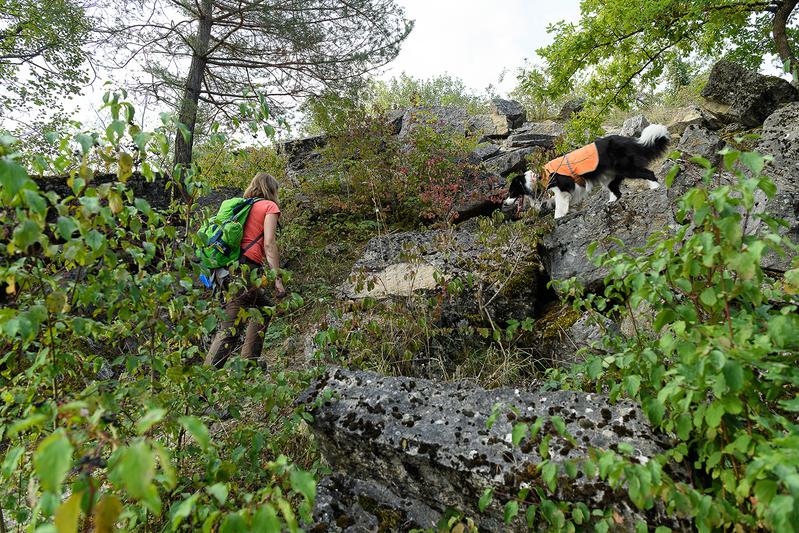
[553, 188, 571, 219]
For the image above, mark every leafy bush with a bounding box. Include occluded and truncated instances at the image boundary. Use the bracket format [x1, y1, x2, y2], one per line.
[542, 150, 799, 531]
[0, 93, 317, 531]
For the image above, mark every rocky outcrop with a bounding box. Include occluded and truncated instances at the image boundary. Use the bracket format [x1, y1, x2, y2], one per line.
[541, 160, 712, 292]
[302, 367, 688, 532]
[677, 124, 726, 164]
[34, 172, 172, 210]
[700, 60, 799, 128]
[558, 97, 586, 120]
[279, 134, 327, 172]
[483, 146, 539, 177]
[398, 106, 471, 138]
[506, 120, 564, 149]
[490, 98, 527, 130]
[339, 220, 540, 324]
[755, 102, 799, 272]
[619, 115, 650, 137]
[666, 105, 721, 135]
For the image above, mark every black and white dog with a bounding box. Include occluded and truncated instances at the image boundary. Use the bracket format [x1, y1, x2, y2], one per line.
[503, 124, 671, 219]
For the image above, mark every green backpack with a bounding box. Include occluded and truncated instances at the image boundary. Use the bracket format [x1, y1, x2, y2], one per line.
[196, 197, 262, 269]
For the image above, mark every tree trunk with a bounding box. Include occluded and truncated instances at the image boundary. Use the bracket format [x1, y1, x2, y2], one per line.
[173, 0, 213, 171]
[773, 0, 799, 87]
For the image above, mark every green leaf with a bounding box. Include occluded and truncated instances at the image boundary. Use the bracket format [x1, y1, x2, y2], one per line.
[478, 488, 493, 513]
[136, 408, 166, 435]
[54, 492, 82, 533]
[252, 505, 281, 533]
[179, 416, 210, 450]
[0, 158, 32, 198]
[13, 219, 42, 249]
[56, 216, 78, 240]
[114, 442, 155, 499]
[289, 469, 315, 502]
[74, 133, 95, 154]
[699, 288, 717, 306]
[1, 446, 25, 479]
[33, 430, 74, 492]
[206, 483, 229, 506]
[511, 423, 528, 446]
[664, 163, 680, 188]
[754, 479, 777, 506]
[722, 362, 744, 393]
[171, 493, 200, 530]
[503, 500, 519, 524]
[623, 375, 641, 397]
[705, 402, 724, 429]
[739, 152, 766, 175]
[219, 512, 247, 533]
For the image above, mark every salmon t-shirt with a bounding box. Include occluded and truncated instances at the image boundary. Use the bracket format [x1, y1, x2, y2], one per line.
[241, 200, 280, 265]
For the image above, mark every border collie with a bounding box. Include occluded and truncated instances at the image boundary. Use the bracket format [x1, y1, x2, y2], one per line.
[503, 124, 670, 219]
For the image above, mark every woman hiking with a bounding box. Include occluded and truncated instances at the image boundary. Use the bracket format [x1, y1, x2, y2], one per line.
[205, 172, 286, 367]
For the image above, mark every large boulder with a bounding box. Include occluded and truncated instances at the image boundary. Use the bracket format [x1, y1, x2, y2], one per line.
[755, 102, 799, 272]
[506, 121, 565, 149]
[302, 368, 688, 531]
[700, 60, 799, 128]
[619, 115, 650, 137]
[483, 146, 539, 177]
[558, 97, 586, 120]
[541, 160, 706, 291]
[676, 124, 726, 164]
[339, 220, 540, 324]
[34, 172, 172, 210]
[398, 106, 471, 138]
[468, 114, 510, 139]
[489, 98, 527, 130]
[279, 134, 327, 171]
[666, 105, 721, 135]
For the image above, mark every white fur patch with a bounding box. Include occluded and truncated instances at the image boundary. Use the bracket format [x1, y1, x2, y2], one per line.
[608, 191, 618, 203]
[524, 170, 535, 193]
[553, 188, 571, 219]
[503, 197, 517, 206]
[648, 180, 660, 190]
[638, 124, 669, 146]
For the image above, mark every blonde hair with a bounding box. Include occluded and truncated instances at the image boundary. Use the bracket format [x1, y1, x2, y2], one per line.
[243, 172, 279, 203]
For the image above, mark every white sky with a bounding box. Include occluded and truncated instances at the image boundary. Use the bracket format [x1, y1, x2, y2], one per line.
[380, 0, 582, 94]
[10, 1, 584, 132]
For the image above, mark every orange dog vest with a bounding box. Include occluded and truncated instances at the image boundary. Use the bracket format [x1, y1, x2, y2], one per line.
[542, 143, 599, 187]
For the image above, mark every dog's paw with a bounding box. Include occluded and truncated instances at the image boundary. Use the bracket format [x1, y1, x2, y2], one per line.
[648, 181, 660, 190]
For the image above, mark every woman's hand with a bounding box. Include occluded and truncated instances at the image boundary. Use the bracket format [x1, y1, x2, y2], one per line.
[275, 277, 286, 299]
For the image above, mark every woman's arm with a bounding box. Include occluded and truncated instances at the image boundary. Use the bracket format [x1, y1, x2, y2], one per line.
[262, 213, 285, 296]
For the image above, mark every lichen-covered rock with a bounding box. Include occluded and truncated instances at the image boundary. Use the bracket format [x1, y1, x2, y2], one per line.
[469, 142, 501, 162]
[754, 102, 799, 272]
[339, 220, 540, 324]
[666, 105, 721, 135]
[34, 172, 173, 210]
[700, 60, 799, 128]
[279, 134, 327, 171]
[677, 125, 726, 164]
[558, 97, 586, 120]
[302, 367, 688, 531]
[468, 114, 509, 139]
[490, 98, 527, 130]
[533, 306, 619, 366]
[620, 115, 650, 137]
[483, 146, 539, 177]
[398, 106, 471, 138]
[541, 180, 675, 292]
[506, 121, 565, 149]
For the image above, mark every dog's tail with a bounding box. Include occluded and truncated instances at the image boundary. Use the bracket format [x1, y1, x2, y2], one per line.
[637, 124, 671, 159]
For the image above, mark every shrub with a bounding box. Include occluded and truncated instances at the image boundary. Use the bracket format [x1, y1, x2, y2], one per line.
[0, 92, 316, 531]
[542, 150, 799, 531]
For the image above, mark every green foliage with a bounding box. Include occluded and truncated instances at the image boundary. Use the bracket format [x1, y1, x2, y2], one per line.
[302, 102, 482, 226]
[370, 73, 493, 114]
[534, 0, 798, 123]
[550, 150, 799, 531]
[0, 0, 89, 113]
[0, 93, 317, 531]
[194, 138, 288, 191]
